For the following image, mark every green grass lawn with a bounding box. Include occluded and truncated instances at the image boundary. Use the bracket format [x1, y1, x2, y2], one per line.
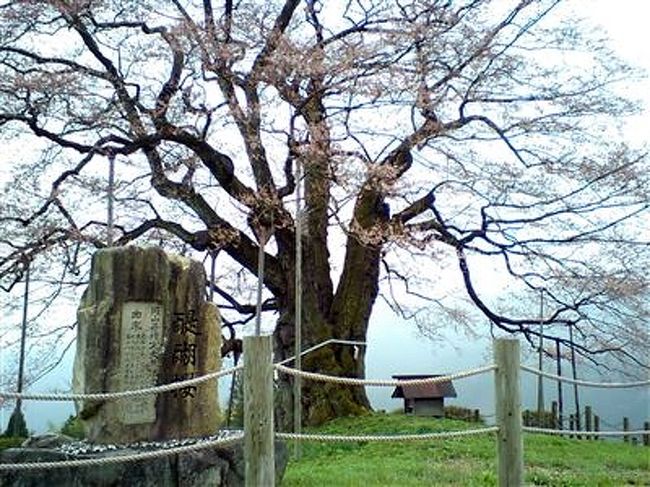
[282, 413, 650, 486]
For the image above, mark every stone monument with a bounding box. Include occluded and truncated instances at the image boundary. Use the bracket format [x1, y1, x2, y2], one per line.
[0, 246, 290, 486]
[73, 246, 221, 443]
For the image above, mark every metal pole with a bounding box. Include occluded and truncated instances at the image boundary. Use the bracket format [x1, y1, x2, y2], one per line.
[209, 251, 217, 302]
[15, 261, 30, 413]
[537, 289, 544, 416]
[555, 338, 563, 431]
[254, 243, 265, 337]
[569, 322, 581, 437]
[294, 160, 303, 458]
[0, 330, 4, 426]
[107, 153, 115, 247]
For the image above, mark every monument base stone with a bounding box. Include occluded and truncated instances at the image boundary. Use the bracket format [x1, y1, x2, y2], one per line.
[0, 440, 288, 486]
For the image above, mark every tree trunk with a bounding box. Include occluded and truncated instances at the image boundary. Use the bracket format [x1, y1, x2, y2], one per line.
[269, 158, 384, 429]
[273, 301, 371, 430]
[271, 236, 378, 429]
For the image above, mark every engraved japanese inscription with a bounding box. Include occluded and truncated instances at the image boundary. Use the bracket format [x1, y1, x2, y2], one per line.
[119, 301, 164, 424]
[170, 309, 201, 399]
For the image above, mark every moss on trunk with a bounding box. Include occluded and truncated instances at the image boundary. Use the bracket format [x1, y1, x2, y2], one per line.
[273, 298, 372, 429]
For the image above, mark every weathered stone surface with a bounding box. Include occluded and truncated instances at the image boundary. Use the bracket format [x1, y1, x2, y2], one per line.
[0, 441, 288, 487]
[73, 246, 221, 443]
[21, 434, 74, 449]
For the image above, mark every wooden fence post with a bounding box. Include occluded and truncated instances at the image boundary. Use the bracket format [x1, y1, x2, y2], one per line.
[643, 422, 649, 447]
[569, 414, 574, 438]
[585, 406, 592, 440]
[551, 401, 558, 430]
[594, 416, 600, 440]
[494, 339, 523, 487]
[244, 335, 275, 487]
[623, 417, 629, 443]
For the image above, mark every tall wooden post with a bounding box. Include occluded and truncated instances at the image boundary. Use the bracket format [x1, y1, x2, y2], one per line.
[494, 339, 523, 487]
[623, 417, 629, 443]
[244, 335, 275, 487]
[594, 415, 600, 440]
[643, 422, 649, 447]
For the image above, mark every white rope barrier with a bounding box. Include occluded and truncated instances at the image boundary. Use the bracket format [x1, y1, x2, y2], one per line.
[523, 426, 649, 437]
[276, 426, 498, 442]
[274, 364, 496, 387]
[0, 365, 242, 402]
[277, 339, 367, 366]
[0, 433, 244, 471]
[520, 365, 650, 389]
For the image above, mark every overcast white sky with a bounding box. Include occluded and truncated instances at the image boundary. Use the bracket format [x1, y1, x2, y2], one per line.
[586, 0, 650, 139]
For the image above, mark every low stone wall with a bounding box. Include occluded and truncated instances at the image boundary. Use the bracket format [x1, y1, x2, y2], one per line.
[0, 439, 288, 486]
